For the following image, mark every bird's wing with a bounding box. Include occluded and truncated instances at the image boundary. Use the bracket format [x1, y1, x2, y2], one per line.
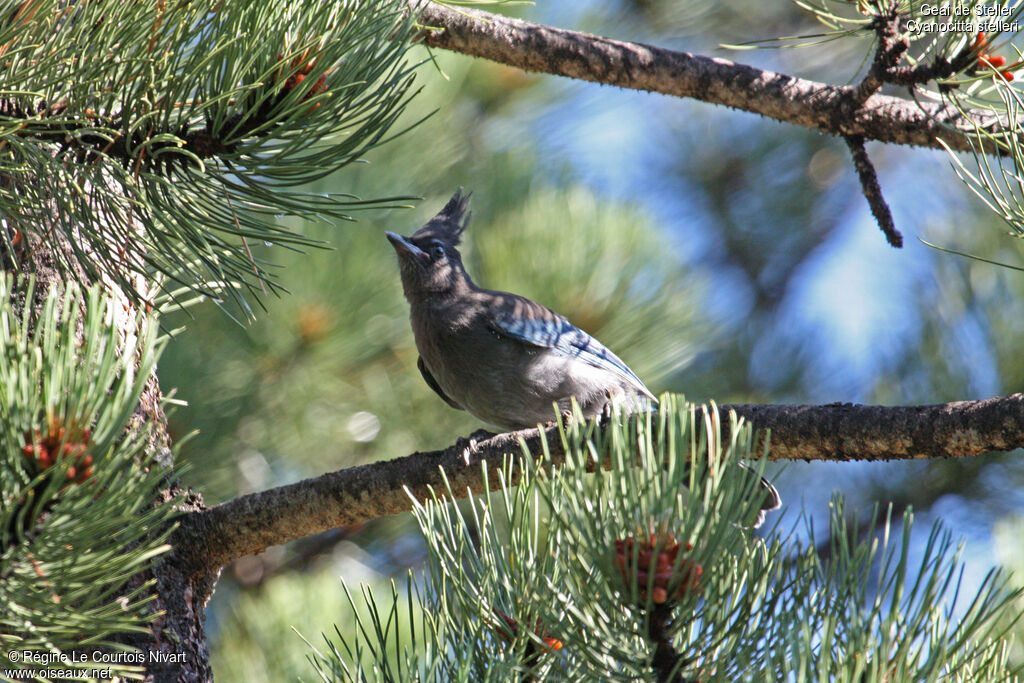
[418, 356, 464, 410]
[486, 293, 654, 399]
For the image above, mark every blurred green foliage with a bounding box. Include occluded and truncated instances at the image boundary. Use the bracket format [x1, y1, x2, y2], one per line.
[210, 562, 407, 682]
[995, 515, 1024, 667]
[159, 53, 705, 503]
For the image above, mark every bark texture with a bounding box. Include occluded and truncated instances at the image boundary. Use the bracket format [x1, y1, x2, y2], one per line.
[175, 394, 1024, 579]
[4, 225, 212, 682]
[414, 1, 1003, 154]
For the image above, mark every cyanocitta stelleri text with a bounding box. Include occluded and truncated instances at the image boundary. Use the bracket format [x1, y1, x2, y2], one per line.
[387, 189, 780, 525]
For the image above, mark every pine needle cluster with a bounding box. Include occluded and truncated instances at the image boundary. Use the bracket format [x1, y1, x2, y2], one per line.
[305, 397, 1023, 682]
[0, 279, 179, 679]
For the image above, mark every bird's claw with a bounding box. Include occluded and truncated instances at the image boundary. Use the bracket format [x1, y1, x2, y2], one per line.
[458, 429, 494, 466]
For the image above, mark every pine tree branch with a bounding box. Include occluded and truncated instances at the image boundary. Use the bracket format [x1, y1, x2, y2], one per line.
[0, 83, 313, 173]
[411, 1, 1008, 155]
[648, 602, 689, 683]
[844, 134, 902, 247]
[173, 393, 1024, 577]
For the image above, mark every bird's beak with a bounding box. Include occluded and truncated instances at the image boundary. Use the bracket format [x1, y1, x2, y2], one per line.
[385, 232, 426, 260]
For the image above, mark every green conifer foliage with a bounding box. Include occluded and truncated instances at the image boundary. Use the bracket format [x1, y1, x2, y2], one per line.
[307, 398, 1022, 682]
[0, 280, 179, 678]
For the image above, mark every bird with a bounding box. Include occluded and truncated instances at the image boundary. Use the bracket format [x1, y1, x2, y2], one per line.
[385, 189, 654, 430]
[386, 189, 780, 526]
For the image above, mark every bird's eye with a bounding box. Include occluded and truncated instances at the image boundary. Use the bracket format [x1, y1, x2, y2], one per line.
[431, 245, 445, 260]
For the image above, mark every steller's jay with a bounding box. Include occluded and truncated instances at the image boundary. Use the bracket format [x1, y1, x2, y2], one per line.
[387, 189, 780, 526]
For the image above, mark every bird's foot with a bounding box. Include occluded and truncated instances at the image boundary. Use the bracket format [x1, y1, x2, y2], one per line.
[456, 429, 495, 466]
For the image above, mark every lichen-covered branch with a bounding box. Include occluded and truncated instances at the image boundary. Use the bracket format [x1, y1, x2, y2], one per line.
[174, 393, 1024, 578]
[412, 1, 1005, 154]
[727, 394, 1024, 461]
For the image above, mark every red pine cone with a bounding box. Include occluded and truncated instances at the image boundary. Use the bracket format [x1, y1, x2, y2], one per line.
[971, 32, 1018, 81]
[22, 423, 94, 483]
[614, 533, 702, 604]
[276, 46, 329, 111]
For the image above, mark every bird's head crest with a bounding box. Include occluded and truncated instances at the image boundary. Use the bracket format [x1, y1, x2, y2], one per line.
[411, 188, 472, 246]
[386, 189, 475, 300]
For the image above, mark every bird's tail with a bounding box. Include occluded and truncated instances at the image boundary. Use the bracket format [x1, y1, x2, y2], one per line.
[737, 462, 782, 529]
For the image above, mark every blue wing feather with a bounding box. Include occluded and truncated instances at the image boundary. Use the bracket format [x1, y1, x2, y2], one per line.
[490, 303, 653, 398]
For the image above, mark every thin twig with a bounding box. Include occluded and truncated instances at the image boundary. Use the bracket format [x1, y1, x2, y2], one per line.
[853, 11, 910, 103]
[648, 602, 687, 683]
[222, 184, 268, 296]
[844, 134, 903, 247]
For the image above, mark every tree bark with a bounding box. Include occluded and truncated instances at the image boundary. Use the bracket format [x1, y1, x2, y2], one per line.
[5, 230, 212, 682]
[413, 1, 1005, 155]
[173, 394, 1024, 581]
